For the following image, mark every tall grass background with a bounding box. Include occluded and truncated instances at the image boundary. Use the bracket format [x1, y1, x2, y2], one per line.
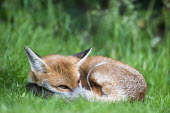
[0, 0, 169, 113]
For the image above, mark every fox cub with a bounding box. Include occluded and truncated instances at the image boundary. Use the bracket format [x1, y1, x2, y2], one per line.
[25, 46, 147, 101]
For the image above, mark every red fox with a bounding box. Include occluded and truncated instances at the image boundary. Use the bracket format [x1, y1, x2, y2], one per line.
[25, 46, 147, 102]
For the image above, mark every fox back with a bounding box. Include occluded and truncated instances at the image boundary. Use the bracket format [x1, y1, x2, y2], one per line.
[25, 47, 147, 101]
[79, 56, 147, 101]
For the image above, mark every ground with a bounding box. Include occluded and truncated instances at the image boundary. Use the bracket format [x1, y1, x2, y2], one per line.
[0, 0, 170, 113]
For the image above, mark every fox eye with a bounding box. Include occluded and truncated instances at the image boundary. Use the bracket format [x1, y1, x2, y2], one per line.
[59, 85, 70, 89]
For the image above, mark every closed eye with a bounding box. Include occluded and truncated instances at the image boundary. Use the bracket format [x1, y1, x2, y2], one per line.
[58, 85, 70, 89]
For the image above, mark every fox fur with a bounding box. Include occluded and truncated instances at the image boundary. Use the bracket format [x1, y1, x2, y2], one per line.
[25, 46, 147, 102]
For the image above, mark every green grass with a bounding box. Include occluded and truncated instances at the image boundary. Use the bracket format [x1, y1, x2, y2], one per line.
[0, 0, 170, 113]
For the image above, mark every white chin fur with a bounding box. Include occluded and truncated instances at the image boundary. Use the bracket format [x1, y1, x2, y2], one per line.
[53, 87, 96, 102]
[66, 87, 96, 102]
[41, 82, 127, 102]
[34, 82, 126, 102]
[41, 82, 95, 102]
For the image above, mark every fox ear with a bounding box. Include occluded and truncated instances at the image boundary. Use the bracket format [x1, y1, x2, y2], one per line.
[24, 46, 47, 73]
[72, 48, 92, 66]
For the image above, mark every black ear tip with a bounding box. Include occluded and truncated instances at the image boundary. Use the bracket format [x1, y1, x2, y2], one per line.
[85, 48, 92, 53]
[72, 48, 92, 58]
[88, 48, 92, 51]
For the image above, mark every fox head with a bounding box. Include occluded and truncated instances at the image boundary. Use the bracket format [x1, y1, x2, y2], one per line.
[24, 46, 92, 95]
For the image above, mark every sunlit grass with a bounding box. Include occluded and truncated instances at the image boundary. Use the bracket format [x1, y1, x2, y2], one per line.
[0, 0, 169, 113]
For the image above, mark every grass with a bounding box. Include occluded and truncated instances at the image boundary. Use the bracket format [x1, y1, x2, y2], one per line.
[0, 0, 170, 113]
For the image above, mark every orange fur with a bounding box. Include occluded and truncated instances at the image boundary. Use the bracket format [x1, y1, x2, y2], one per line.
[29, 55, 80, 92]
[25, 47, 147, 101]
[79, 56, 147, 101]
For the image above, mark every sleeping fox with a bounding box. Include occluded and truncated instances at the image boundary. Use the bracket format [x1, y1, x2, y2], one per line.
[25, 46, 147, 101]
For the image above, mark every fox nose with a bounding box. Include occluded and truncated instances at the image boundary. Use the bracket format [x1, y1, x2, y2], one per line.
[78, 80, 83, 88]
[70, 82, 81, 92]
